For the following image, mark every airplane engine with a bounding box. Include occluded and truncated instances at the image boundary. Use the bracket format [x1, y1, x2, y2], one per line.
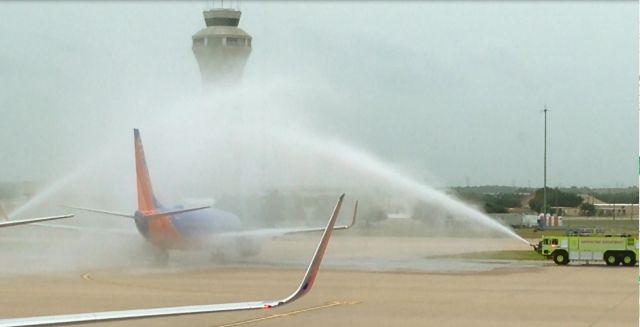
[235, 237, 261, 257]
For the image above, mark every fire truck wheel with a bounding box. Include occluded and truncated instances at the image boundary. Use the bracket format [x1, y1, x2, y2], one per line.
[604, 252, 620, 266]
[552, 250, 569, 265]
[621, 252, 636, 266]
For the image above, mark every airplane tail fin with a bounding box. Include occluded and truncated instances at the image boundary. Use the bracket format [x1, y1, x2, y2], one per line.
[134, 129, 159, 212]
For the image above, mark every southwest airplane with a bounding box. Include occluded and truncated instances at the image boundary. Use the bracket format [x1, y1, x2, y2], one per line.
[0, 194, 345, 326]
[69, 129, 356, 264]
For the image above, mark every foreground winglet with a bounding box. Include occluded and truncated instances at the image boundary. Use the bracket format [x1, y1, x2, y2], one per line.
[0, 214, 74, 229]
[0, 194, 346, 326]
[278, 193, 344, 304]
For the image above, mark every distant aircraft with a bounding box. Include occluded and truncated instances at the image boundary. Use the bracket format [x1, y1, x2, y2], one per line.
[0, 194, 344, 326]
[69, 129, 356, 264]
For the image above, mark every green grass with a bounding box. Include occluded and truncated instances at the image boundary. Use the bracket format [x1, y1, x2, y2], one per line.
[436, 250, 546, 261]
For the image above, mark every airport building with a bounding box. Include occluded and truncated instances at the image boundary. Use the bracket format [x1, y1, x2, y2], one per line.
[192, 8, 252, 86]
[592, 203, 639, 218]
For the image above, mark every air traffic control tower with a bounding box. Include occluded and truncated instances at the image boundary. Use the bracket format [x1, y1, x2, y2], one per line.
[192, 9, 252, 86]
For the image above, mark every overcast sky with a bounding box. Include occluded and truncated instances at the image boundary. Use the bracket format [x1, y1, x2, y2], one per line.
[0, 1, 637, 189]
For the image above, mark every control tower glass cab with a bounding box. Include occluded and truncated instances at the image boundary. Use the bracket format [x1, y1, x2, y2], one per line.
[192, 9, 252, 86]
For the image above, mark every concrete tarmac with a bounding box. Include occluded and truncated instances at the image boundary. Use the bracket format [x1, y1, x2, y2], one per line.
[0, 236, 637, 326]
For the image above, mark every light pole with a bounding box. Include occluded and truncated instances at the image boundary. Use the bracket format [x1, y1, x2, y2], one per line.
[543, 105, 548, 215]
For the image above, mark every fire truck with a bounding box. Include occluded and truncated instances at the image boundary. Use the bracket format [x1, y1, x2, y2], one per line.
[534, 234, 638, 266]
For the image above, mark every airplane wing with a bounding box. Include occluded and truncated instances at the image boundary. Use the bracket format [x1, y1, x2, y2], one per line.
[0, 194, 345, 327]
[218, 200, 357, 240]
[0, 214, 74, 228]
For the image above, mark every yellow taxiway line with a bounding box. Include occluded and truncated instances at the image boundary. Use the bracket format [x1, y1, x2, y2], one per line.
[212, 300, 362, 327]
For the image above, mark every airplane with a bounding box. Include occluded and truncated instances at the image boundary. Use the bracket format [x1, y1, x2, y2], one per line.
[69, 129, 357, 264]
[0, 194, 345, 327]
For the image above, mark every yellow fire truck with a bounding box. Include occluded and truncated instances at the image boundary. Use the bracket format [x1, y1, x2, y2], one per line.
[534, 234, 638, 266]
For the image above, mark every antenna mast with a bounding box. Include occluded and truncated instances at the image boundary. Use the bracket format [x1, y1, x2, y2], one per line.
[543, 105, 549, 215]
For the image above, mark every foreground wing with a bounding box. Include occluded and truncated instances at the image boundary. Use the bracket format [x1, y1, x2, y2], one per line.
[0, 215, 74, 228]
[0, 194, 345, 327]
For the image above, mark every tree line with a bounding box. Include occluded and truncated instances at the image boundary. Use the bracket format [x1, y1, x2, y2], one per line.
[455, 187, 638, 214]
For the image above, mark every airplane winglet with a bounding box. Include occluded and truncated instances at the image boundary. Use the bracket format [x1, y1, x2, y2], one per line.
[0, 194, 346, 326]
[330, 199, 356, 231]
[347, 200, 358, 229]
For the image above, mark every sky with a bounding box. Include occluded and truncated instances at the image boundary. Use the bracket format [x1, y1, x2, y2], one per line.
[0, 1, 637, 190]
